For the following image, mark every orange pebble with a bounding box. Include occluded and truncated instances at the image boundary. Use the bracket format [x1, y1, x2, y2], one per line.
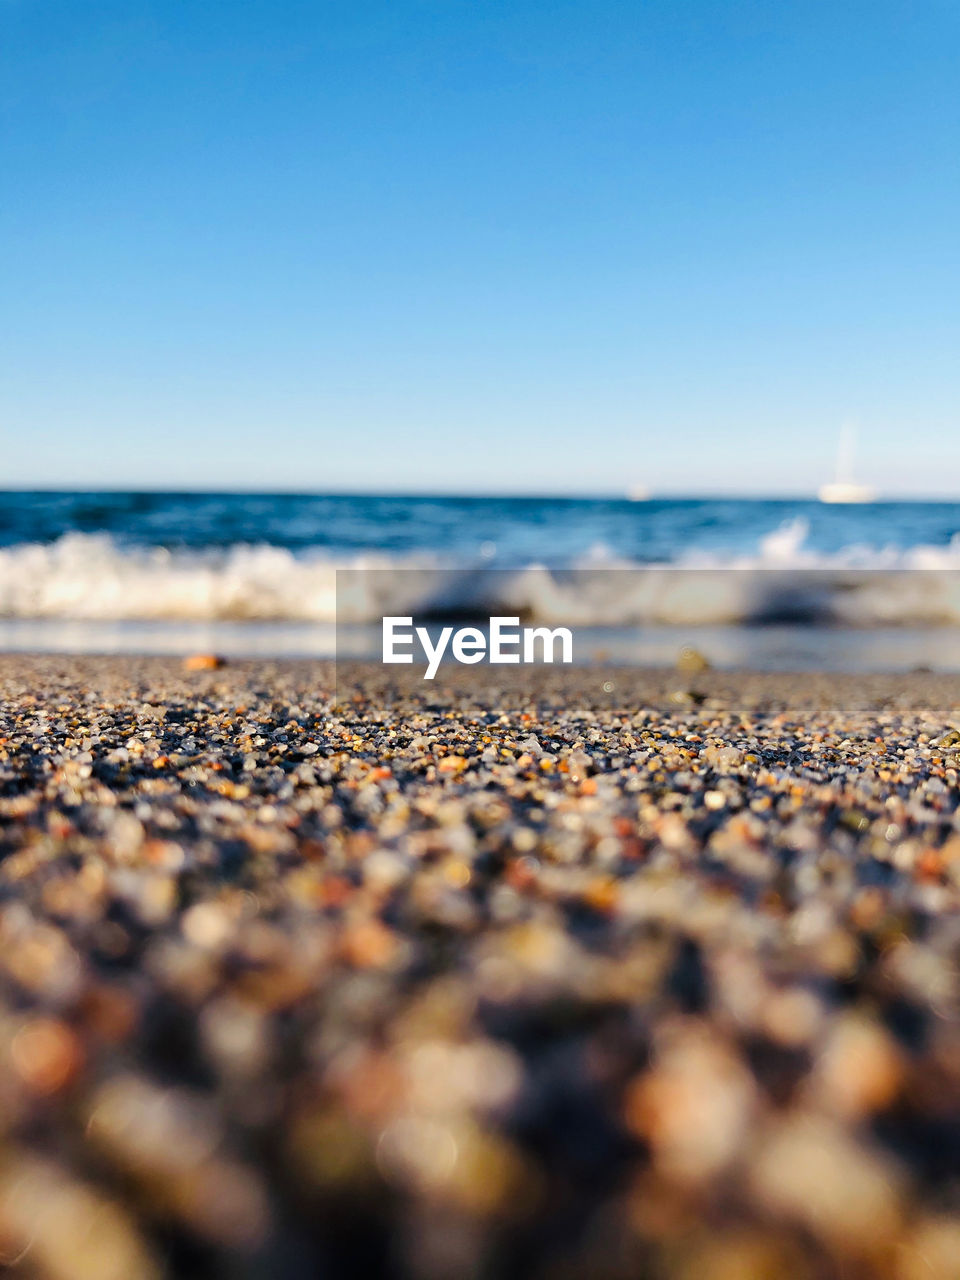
[183, 653, 225, 671]
[342, 921, 397, 968]
[11, 1018, 84, 1095]
[584, 877, 617, 913]
[438, 755, 467, 773]
[916, 848, 944, 880]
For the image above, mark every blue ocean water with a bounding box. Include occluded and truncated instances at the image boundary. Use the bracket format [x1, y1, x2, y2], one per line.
[1, 492, 960, 664]
[2, 490, 958, 563]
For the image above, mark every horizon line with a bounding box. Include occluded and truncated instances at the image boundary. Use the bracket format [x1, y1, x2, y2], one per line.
[1, 485, 959, 504]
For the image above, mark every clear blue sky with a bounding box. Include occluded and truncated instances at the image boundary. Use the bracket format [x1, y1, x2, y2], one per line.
[1, 0, 958, 495]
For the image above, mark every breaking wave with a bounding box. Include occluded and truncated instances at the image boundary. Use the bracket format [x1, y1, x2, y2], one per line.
[3, 523, 960, 626]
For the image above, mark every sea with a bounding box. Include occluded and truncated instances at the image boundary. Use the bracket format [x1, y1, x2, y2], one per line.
[2, 491, 960, 669]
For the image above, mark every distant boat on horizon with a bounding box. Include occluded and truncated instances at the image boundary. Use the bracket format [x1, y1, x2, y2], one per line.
[818, 424, 877, 504]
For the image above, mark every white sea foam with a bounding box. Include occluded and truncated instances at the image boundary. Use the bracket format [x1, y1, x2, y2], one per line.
[2, 525, 960, 625]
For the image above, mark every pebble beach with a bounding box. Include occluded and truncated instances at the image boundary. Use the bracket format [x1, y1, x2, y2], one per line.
[2, 655, 960, 1279]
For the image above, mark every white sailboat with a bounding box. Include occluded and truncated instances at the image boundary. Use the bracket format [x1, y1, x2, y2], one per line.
[818, 423, 876, 504]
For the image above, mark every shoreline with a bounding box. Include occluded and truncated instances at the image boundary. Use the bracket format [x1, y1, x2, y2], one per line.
[1, 655, 960, 1277]
[6, 621, 960, 675]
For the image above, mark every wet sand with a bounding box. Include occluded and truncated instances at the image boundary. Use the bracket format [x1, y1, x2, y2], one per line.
[1, 655, 960, 1278]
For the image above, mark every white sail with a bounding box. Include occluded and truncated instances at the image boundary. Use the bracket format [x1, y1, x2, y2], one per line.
[818, 423, 876, 503]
